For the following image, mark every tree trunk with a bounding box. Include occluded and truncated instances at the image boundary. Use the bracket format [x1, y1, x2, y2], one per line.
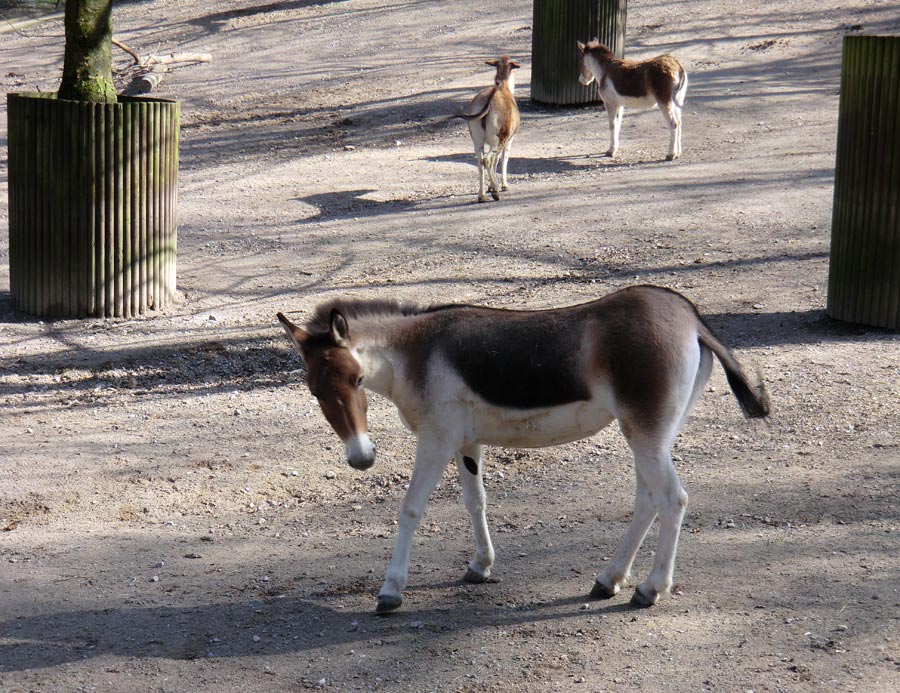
[58, 0, 117, 103]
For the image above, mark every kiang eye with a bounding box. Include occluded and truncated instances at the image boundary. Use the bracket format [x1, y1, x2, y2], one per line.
[356, 376, 364, 388]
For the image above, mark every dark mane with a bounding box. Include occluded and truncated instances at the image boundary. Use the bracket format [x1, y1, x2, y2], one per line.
[306, 298, 472, 333]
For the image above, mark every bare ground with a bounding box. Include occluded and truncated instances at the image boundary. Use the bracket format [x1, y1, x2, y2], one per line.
[1, 1, 900, 691]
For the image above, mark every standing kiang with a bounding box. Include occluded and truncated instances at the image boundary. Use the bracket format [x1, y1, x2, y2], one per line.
[577, 39, 688, 161]
[278, 286, 768, 614]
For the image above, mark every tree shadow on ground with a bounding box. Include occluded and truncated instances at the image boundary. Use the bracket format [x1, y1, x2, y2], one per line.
[292, 190, 416, 225]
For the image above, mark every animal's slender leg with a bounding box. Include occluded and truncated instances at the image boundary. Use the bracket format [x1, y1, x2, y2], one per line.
[454, 445, 495, 583]
[485, 151, 501, 201]
[499, 137, 514, 191]
[592, 463, 657, 599]
[606, 105, 623, 157]
[475, 150, 488, 203]
[377, 437, 453, 613]
[662, 102, 682, 160]
[673, 104, 683, 158]
[627, 435, 688, 607]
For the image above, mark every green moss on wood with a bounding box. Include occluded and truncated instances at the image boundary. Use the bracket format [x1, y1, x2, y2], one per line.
[58, 0, 117, 103]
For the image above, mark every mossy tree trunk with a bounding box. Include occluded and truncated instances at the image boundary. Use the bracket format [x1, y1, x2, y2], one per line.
[58, 0, 117, 103]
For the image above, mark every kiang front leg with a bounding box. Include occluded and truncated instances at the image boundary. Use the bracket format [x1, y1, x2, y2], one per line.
[606, 104, 624, 157]
[376, 437, 452, 613]
[454, 445, 495, 583]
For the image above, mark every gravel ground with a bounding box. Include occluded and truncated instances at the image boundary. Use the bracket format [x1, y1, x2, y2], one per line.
[1, 1, 899, 691]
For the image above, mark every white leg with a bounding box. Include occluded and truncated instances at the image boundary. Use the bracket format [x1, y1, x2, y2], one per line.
[475, 152, 488, 202]
[629, 438, 688, 606]
[454, 445, 495, 582]
[662, 102, 682, 160]
[377, 437, 453, 612]
[674, 104, 683, 158]
[606, 105, 623, 157]
[592, 465, 657, 599]
[499, 138, 514, 191]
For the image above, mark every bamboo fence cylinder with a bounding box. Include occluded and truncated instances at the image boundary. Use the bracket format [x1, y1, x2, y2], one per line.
[827, 35, 900, 329]
[7, 93, 179, 318]
[531, 0, 626, 105]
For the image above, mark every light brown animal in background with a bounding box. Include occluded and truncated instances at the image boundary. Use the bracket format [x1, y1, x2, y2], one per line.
[459, 56, 521, 201]
[577, 39, 688, 160]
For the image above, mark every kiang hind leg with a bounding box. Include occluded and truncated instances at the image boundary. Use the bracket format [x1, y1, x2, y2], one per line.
[454, 445, 496, 583]
[592, 416, 688, 607]
[592, 452, 658, 600]
[660, 100, 682, 161]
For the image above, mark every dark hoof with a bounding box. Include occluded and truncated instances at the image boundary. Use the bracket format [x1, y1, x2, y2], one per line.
[490, 191, 500, 201]
[630, 586, 657, 608]
[463, 568, 491, 584]
[665, 154, 676, 161]
[589, 580, 617, 600]
[375, 594, 403, 614]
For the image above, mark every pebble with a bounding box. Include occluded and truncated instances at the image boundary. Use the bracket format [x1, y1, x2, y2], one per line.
[325, 470, 336, 480]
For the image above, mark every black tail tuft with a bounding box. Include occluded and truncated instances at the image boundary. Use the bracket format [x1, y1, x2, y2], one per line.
[723, 367, 770, 419]
[696, 318, 770, 420]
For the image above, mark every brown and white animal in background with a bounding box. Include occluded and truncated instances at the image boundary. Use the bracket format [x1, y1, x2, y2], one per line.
[577, 39, 688, 160]
[458, 56, 521, 202]
[277, 285, 769, 614]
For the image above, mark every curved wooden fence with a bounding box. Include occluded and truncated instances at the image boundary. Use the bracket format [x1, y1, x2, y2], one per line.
[531, 0, 626, 105]
[827, 35, 900, 329]
[8, 93, 179, 318]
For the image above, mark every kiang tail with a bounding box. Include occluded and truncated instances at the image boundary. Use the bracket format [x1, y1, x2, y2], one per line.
[696, 320, 769, 419]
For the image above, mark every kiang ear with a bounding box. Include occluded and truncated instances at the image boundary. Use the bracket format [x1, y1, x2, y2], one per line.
[576, 41, 586, 52]
[277, 312, 310, 356]
[510, 60, 521, 70]
[486, 59, 499, 67]
[329, 309, 351, 347]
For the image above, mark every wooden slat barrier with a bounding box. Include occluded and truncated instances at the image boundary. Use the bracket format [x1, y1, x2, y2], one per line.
[7, 93, 179, 318]
[531, 0, 626, 105]
[827, 35, 900, 329]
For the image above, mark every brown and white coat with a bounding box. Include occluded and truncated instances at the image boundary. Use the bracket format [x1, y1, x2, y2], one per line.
[577, 40, 688, 160]
[278, 285, 768, 613]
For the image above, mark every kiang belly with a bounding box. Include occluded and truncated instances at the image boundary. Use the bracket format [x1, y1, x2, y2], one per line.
[471, 398, 615, 448]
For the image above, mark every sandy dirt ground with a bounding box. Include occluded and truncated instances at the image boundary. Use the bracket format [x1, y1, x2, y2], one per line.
[2, 0, 900, 691]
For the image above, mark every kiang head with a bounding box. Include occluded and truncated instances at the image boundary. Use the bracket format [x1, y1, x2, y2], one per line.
[277, 310, 376, 470]
[576, 38, 608, 86]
